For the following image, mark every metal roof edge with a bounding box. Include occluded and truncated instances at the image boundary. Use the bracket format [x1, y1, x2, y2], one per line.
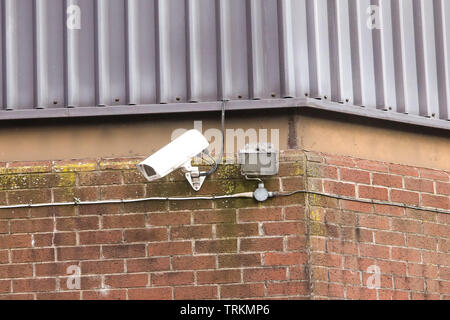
[0, 97, 448, 131]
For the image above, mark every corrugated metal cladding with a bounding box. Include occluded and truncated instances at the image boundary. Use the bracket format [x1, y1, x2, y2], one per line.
[0, 0, 449, 129]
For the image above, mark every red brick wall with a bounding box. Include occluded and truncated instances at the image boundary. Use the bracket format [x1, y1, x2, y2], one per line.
[0, 151, 448, 300]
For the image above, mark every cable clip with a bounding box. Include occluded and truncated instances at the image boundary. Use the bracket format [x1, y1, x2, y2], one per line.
[73, 197, 81, 205]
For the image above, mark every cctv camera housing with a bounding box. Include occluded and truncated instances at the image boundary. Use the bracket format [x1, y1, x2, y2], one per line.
[137, 129, 210, 182]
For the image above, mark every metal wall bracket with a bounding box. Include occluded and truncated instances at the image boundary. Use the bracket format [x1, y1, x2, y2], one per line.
[183, 163, 205, 192]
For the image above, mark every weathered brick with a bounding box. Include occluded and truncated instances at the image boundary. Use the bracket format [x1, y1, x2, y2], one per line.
[0, 250, 8, 264]
[422, 194, 449, 210]
[8, 189, 51, 205]
[263, 222, 305, 236]
[82, 289, 126, 300]
[149, 242, 192, 256]
[148, 212, 190, 226]
[53, 159, 97, 173]
[326, 240, 358, 255]
[0, 265, 33, 279]
[193, 210, 236, 224]
[265, 252, 307, 266]
[170, 225, 211, 240]
[404, 178, 434, 193]
[391, 247, 421, 262]
[195, 239, 236, 254]
[124, 228, 168, 242]
[329, 269, 361, 286]
[372, 173, 403, 188]
[100, 185, 145, 200]
[197, 270, 241, 284]
[219, 254, 261, 268]
[340, 168, 370, 184]
[0, 234, 32, 249]
[240, 238, 284, 252]
[216, 223, 259, 238]
[358, 215, 390, 230]
[79, 171, 122, 186]
[407, 234, 437, 250]
[57, 247, 100, 261]
[374, 204, 405, 217]
[11, 248, 55, 263]
[8, 161, 52, 174]
[391, 190, 420, 206]
[103, 244, 146, 258]
[172, 256, 216, 271]
[389, 164, 419, 177]
[358, 185, 389, 201]
[391, 218, 422, 233]
[11, 219, 53, 234]
[267, 281, 309, 296]
[36, 292, 80, 300]
[285, 206, 306, 220]
[105, 274, 148, 288]
[324, 155, 355, 167]
[238, 208, 282, 222]
[311, 252, 342, 268]
[13, 278, 56, 293]
[313, 282, 345, 298]
[287, 236, 308, 251]
[103, 214, 145, 229]
[53, 187, 98, 202]
[419, 168, 448, 181]
[375, 231, 405, 246]
[408, 263, 438, 279]
[355, 159, 388, 173]
[221, 283, 264, 298]
[394, 276, 424, 291]
[244, 268, 287, 282]
[81, 260, 124, 274]
[437, 181, 450, 196]
[36, 262, 81, 277]
[424, 223, 450, 238]
[341, 200, 373, 214]
[152, 272, 194, 286]
[78, 203, 121, 216]
[323, 181, 356, 197]
[126, 258, 170, 273]
[79, 230, 123, 245]
[282, 177, 306, 191]
[174, 286, 217, 300]
[56, 217, 99, 231]
[99, 158, 142, 171]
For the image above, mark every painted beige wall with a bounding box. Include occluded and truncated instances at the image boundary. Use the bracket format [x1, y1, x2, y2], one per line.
[296, 111, 450, 171]
[0, 112, 290, 162]
[0, 109, 448, 171]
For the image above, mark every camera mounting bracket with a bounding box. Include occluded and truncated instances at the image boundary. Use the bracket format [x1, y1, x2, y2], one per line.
[183, 163, 206, 192]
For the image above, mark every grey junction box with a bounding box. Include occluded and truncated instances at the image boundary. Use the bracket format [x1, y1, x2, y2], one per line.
[238, 144, 279, 176]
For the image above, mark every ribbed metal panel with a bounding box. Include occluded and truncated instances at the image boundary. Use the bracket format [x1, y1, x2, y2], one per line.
[0, 0, 449, 129]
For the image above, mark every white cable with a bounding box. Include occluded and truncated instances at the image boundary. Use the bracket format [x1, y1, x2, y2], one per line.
[0, 192, 255, 210]
[0, 189, 447, 216]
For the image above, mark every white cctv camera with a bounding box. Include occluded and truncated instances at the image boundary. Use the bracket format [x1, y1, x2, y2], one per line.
[137, 129, 210, 191]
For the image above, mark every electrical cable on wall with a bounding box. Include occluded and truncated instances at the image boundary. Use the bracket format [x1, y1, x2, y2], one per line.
[200, 100, 226, 178]
[0, 190, 448, 215]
